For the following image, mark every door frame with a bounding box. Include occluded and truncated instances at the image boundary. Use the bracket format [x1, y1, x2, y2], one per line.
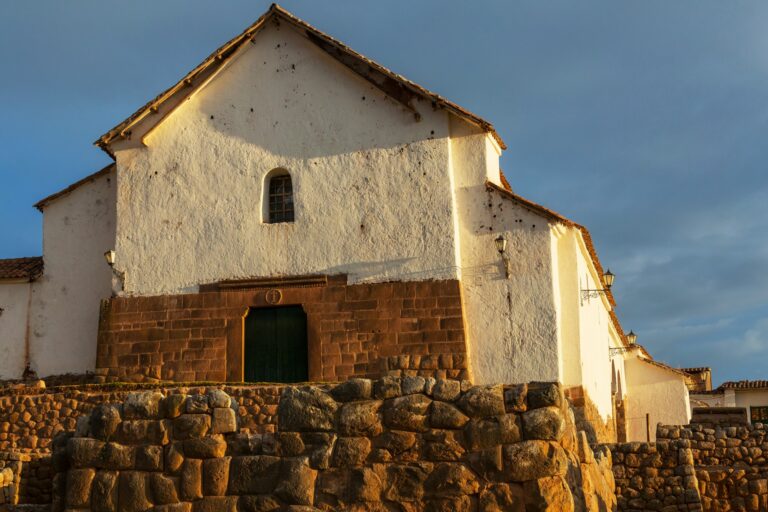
[226, 299, 321, 382]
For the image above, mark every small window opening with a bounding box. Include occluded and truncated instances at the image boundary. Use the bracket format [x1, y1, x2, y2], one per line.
[268, 173, 294, 223]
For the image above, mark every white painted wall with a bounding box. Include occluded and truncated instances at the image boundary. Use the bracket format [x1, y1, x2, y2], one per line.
[29, 170, 116, 377]
[0, 281, 31, 379]
[733, 389, 768, 423]
[689, 391, 731, 409]
[451, 117, 560, 384]
[112, 22, 457, 295]
[625, 357, 691, 441]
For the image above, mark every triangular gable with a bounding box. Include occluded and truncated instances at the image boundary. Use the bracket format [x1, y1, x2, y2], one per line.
[95, 3, 506, 158]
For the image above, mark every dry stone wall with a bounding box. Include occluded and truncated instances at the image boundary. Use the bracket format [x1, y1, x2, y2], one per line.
[51, 378, 616, 511]
[609, 440, 702, 511]
[658, 423, 768, 511]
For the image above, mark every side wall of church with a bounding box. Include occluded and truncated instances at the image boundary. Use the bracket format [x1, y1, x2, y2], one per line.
[112, 22, 459, 297]
[29, 170, 116, 378]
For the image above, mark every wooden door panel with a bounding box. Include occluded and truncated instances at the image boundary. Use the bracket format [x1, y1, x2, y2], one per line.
[244, 306, 307, 383]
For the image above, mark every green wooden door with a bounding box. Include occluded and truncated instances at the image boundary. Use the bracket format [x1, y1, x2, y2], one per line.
[244, 306, 308, 383]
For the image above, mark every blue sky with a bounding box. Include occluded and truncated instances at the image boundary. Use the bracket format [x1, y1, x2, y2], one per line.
[1, 1, 767, 385]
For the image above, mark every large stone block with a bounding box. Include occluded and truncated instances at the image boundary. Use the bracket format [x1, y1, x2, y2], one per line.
[383, 394, 432, 432]
[502, 441, 568, 482]
[338, 400, 383, 437]
[135, 445, 163, 471]
[203, 457, 231, 496]
[91, 470, 118, 512]
[101, 442, 136, 470]
[123, 391, 164, 419]
[333, 437, 372, 467]
[212, 408, 237, 434]
[331, 378, 373, 402]
[89, 405, 122, 441]
[192, 496, 238, 512]
[228, 456, 282, 495]
[237, 495, 283, 512]
[165, 442, 185, 474]
[180, 459, 203, 501]
[117, 420, 169, 445]
[425, 463, 480, 497]
[278, 387, 338, 432]
[66, 468, 95, 508]
[432, 380, 461, 402]
[429, 401, 469, 429]
[207, 389, 232, 408]
[525, 476, 574, 512]
[479, 483, 526, 512]
[275, 457, 318, 505]
[382, 463, 432, 502]
[457, 386, 505, 418]
[465, 415, 521, 450]
[150, 473, 180, 505]
[68, 437, 106, 468]
[374, 376, 402, 399]
[173, 414, 211, 440]
[186, 394, 211, 414]
[526, 383, 562, 409]
[117, 471, 152, 512]
[522, 407, 566, 441]
[162, 394, 187, 419]
[183, 435, 227, 458]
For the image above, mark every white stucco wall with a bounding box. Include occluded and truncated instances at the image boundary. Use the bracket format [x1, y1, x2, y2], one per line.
[29, 170, 116, 377]
[733, 389, 768, 423]
[625, 357, 691, 441]
[0, 281, 31, 379]
[112, 22, 458, 295]
[451, 117, 560, 384]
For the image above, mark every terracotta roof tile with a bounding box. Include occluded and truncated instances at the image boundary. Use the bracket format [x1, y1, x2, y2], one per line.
[680, 367, 711, 375]
[718, 380, 768, 390]
[0, 257, 43, 281]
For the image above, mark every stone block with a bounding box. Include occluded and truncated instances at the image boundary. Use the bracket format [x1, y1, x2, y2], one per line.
[522, 407, 566, 441]
[203, 456, 231, 496]
[123, 391, 164, 419]
[479, 482, 526, 512]
[525, 476, 574, 512]
[330, 378, 373, 402]
[429, 401, 469, 429]
[526, 382, 562, 409]
[465, 415, 521, 450]
[402, 376, 426, 395]
[338, 400, 383, 437]
[66, 468, 95, 508]
[89, 405, 122, 441]
[192, 496, 238, 512]
[332, 437, 371, 467]
[457, 385, 505, 418]
[425, 463, 479, 496]
[278, 387, 338, 432]
[211, 407, 237, 434]
[183, 435, 227, 458]
[165, 442, 185, 474]
[135, 445, 163, 471]
[373, 376, 402, 399]
[504, 384, 528, 413]
[163, 394, 186, 419]
[423, 429, 465, 461]
[180, 458, 203, 500]
[101, 442, 135, 470]
[275, 457, 317, 505]
[173, 414, 211, 440]
[432, 379, 461, 402]
[118, 420, 169, 445]
[228, 456, 282, 494]
[502, 441, 568, 482]
[277, 432, 305, 456]
[186, 394, 210, 414]
[383, 394, 432, 432]
[237, 495, 283, 512]
[150, 473, 180, 505]
[117, 471, 151, 512]
[207, 389, 232, 408]
[91, 470, 118, 512]
[383, 463, 431, 502]
[68, 437, 105, 468]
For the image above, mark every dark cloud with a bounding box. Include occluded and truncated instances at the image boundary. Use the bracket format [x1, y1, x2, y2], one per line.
[1, 0, 766, 385]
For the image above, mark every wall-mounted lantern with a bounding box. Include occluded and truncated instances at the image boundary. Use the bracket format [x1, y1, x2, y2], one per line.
[495, 235, 510, 279]
[610, 330, 638, 357]
[580, 269, 615, 303]
[104, 250, 116, 267]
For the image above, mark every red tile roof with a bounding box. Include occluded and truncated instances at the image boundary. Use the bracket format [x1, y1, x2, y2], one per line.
[680, 367, 711, 375]
[0, 257, 43, 281]
[95, 3, 506, 158]
[719, 380, 768, 390]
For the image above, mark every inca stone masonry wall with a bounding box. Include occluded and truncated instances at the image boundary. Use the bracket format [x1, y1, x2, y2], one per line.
[48, 378, 616, 511]
[96, 278, 469, 383]
[658, 423, 768, 511]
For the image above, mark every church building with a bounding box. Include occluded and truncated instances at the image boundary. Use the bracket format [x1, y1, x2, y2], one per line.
[0, 4, 690, 442]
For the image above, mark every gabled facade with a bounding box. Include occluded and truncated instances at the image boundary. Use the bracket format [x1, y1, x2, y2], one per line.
[0, 4, 686, 442]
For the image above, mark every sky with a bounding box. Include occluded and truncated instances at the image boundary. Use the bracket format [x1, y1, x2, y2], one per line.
[1, 1, 767, 386]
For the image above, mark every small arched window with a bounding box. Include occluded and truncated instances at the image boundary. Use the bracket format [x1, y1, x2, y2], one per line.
[266, 172, 294, 223]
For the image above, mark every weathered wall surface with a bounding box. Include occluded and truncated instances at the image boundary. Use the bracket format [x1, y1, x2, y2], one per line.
[113, 21, 458, 296]
[0, 282, 31, 380]
[658, 423, 768, 511]
[49, 379, 616, 511]
[609, 439, 702, 511]
[625, 357, 691, 442]
[30, 169, 116, 377]
[96, 278, 468, 383]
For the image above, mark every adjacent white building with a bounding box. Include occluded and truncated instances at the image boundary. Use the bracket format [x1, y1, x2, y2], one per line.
[0, 4, 688, 442]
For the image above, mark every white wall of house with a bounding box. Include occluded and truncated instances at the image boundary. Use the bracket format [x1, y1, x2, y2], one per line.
[733, 389, 768, 423]
[112, 22, 459, 296]
[29, 170, 116, 377]
[451, 119, 560, 384]
[0, 281, 31, 379]
[625, 357, 691, 441]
